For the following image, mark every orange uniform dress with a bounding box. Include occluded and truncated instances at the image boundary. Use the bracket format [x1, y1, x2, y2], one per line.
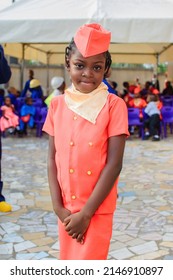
[43, 93, 129, 260]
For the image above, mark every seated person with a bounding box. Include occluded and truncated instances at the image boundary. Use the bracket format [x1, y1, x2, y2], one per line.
[45, 76, 65, 107]
[19, 97, 36, 135]
[0, 96, 20, 134]
[29, 79, 43, 99]
[144, 94, 161, 141]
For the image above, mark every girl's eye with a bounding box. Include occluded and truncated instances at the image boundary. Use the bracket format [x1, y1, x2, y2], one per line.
[93, 65, 102, 71]
[75, 64, 84, 69]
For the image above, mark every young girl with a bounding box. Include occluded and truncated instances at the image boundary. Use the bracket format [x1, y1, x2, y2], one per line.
[0, 96, 19, 134]
[43, 23, 129, 260]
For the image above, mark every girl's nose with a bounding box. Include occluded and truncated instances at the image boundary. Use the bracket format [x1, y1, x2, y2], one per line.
[82, 68, 93, 78]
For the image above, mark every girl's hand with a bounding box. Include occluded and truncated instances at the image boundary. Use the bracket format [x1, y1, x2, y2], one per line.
[54, 206, 71, 223]
[63, 211, 91, 243]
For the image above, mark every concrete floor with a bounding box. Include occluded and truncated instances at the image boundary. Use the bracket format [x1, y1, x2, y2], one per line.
[0, 131, 173, 260]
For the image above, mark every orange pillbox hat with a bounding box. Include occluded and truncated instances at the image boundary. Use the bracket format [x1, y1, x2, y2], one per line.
[74, 23, 111, 57]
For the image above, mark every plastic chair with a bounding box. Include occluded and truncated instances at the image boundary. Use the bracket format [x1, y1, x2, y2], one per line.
[35, 107, 48, 137]
[161, 106, 173, 137]
[32, 98, 43, 108]
[128, 108, 144, 139]
[15, 97, 25, 114]
[160, 96, 173, 107]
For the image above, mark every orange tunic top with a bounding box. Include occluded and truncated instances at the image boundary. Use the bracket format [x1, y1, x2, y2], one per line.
[43, 93, 129, 215]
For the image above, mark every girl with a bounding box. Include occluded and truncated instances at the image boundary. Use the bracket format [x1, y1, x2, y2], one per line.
[0, 96, 19, 134]
[43, 23, 129, 260]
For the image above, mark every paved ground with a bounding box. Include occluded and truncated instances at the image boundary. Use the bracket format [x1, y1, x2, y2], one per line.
[0, 130, 173, 260]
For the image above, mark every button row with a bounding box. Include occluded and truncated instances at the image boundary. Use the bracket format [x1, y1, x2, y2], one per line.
[69, 141, 93, 146]
[69, 169, 92, 175]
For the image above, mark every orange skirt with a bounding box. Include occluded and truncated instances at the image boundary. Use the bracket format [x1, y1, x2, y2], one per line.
[58, 213, 113, 260]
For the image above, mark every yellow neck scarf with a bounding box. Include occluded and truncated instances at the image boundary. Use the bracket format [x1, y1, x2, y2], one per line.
[64, 82, 108, 124]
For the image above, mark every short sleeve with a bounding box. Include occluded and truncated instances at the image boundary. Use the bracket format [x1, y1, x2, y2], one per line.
[42, 99, 55, 136]
[108, 95, 129, 137]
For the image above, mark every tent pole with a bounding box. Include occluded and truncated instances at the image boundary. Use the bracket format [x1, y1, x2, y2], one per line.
[46, 53, 51, 96]
[155, 53, 159, 75]
[20, 43, 25, 92]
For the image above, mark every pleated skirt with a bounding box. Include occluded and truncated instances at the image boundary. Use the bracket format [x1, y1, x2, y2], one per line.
[58, 213, 113, 260]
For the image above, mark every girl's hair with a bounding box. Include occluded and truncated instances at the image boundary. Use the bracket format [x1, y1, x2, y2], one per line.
[148, 94, 159, 102]
[65, 38, 112, 78]
[4, 96, 11, 102]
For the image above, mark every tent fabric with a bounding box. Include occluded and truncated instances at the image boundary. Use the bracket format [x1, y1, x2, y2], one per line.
[1, 0, 173, 64]
[4, 42, 173, 65]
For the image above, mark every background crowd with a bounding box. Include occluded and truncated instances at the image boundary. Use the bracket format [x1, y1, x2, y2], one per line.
[1, 64, 173, 141]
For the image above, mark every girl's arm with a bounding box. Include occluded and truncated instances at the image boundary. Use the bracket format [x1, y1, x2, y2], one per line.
[64, 135, 126, 241]
[1, 108, 8, 120]
[48, 136, 71, 222]
[82, 134, 126, 217]
[11, 104, 15, 112]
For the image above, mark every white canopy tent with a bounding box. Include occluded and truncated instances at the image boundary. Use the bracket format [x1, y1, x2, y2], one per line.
[1, 0, 173, 91]
[0, 0, 173, 65]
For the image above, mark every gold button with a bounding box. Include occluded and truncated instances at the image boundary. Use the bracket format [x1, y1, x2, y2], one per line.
[71, 195, 76, 200]
[88, 142, 93, 146]
[69, 169, 74, 174]
[73, 115, 77, 120]
[87, 170, 92, 175]
[70, 141, 74, 146]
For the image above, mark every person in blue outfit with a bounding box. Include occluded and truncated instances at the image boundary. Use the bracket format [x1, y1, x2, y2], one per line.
[29, 79, 43, 99]
[103, 78, 117, 94]
[21, 69, 34, 97]
[0, 45, 12, 212]
[103, 68, 117, 94]
[19, 97, 36, 135]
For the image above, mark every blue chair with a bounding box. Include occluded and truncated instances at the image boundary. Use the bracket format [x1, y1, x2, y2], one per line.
[32, 98, 43, 108]
[35, 107, 48, 137]
[128, 108, 144, 139]
[161, 106, 173, 137]
[160, 96, 173, 107]
[16, 97, 25, 115]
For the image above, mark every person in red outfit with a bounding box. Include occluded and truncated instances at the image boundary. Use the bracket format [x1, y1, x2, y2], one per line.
[129, 87, 147, 119]
[43, 23, 129, 260]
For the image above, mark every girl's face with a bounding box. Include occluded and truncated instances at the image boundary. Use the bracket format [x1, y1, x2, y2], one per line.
[5, 97, 11, 105]
[67, 49, 106, 93]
